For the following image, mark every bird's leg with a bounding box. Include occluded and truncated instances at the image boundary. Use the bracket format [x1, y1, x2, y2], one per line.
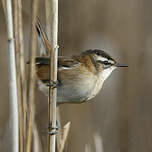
[46, 80, 59, 88]
[47, 121, 59, 135]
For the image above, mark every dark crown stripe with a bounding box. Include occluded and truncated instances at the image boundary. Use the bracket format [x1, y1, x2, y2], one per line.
[82, 49, 113, 61]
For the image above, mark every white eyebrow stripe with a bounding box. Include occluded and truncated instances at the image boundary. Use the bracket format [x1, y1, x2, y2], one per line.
[108, 60, 115, 64]
[96, 56, 115, 65]
[96, 56, 108, 62]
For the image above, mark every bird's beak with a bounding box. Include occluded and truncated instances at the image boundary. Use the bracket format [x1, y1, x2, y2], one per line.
[115, 63, 128, 67]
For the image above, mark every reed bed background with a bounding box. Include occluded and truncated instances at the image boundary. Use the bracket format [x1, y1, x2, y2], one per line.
[0, 0, 152, 152]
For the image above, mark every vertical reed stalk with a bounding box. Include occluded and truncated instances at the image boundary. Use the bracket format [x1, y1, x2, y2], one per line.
[45, 0, 52, 150]
[45, 0, 51, 40]
[26, 0, 39, 152]
[17, 0, 28, 146]
[13, 0, 25, 151]
[46, 0, 59, 152]
[17, 73, 24, 152]
[1, 0, 6, 15]
[6, 0, 19, 151]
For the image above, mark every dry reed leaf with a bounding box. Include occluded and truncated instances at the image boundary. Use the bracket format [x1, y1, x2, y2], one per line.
[58, 122, 71, 152]
[93, 133, 104, 152]
[33, 124, 43, 152]
[85, 144, 91, 152]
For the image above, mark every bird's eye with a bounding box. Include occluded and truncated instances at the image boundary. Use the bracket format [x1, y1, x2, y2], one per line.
[98, 60, 113, 69]
[97, 60, 112, 68]
[103, 61, 110, 65]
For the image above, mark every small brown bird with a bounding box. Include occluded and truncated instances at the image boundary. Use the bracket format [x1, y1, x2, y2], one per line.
[35, 19, 128, 104]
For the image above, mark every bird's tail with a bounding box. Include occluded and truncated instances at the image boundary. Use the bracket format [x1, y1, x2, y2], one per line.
[36, 17, 52, 56]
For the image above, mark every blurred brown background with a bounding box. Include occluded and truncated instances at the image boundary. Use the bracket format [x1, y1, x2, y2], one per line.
[0, 0, 152, 151]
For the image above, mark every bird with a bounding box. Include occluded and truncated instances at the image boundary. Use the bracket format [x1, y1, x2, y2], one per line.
[35, 18, 128, 105]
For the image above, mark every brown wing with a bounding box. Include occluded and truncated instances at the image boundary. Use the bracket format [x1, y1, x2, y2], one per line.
[36, 56, 80, 68]
[35, 56, 80, 83]
[58, 56, 80, 69]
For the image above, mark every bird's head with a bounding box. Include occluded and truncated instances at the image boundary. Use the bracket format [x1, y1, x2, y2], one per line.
[83, 49, 128, 81]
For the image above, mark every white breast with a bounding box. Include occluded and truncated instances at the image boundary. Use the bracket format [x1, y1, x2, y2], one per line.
[57, 72, 105, 103]
[38, 80, 49, 95]
[101, 66, 116, 81]
[87, 73, 103, 100]
[87, 66, 116, 100]
[37, 66, 116, 103]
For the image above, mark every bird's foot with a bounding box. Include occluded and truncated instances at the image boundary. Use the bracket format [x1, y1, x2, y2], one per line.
[46, 80, 59, 88]
[47, 121, 59, 135]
